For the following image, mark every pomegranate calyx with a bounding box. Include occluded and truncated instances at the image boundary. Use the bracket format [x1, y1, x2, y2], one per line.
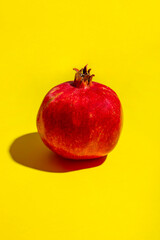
[73, 65, 95, 88]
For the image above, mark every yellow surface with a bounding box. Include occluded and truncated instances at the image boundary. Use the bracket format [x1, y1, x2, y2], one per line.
[0, 0, 160, 239]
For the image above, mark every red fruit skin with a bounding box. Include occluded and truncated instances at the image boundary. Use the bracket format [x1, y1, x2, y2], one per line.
[37, 81, 123, 159]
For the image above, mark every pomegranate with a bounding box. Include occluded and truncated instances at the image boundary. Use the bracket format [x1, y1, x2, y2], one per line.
[37, 65, 123, 160]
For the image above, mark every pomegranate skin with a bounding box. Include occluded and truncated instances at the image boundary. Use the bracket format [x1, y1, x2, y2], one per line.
[37, 81, 123, 160]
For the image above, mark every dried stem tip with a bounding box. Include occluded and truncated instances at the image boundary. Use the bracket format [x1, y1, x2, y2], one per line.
[73, 65, 95, 88]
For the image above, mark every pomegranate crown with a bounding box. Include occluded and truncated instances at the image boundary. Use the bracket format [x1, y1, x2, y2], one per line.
[73, 65, 95, 88]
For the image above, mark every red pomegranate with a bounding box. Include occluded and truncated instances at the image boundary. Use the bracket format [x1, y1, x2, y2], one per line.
[37, 65, 123, 159]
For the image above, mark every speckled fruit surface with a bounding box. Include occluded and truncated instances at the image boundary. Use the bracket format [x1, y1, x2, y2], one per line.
[37, 66, 123, 159]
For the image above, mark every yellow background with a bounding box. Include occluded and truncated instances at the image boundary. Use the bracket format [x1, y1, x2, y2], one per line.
[0, 0, 160, 239]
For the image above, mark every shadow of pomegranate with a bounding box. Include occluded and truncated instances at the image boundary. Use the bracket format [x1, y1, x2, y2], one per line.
[9, 133, 107, 173]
